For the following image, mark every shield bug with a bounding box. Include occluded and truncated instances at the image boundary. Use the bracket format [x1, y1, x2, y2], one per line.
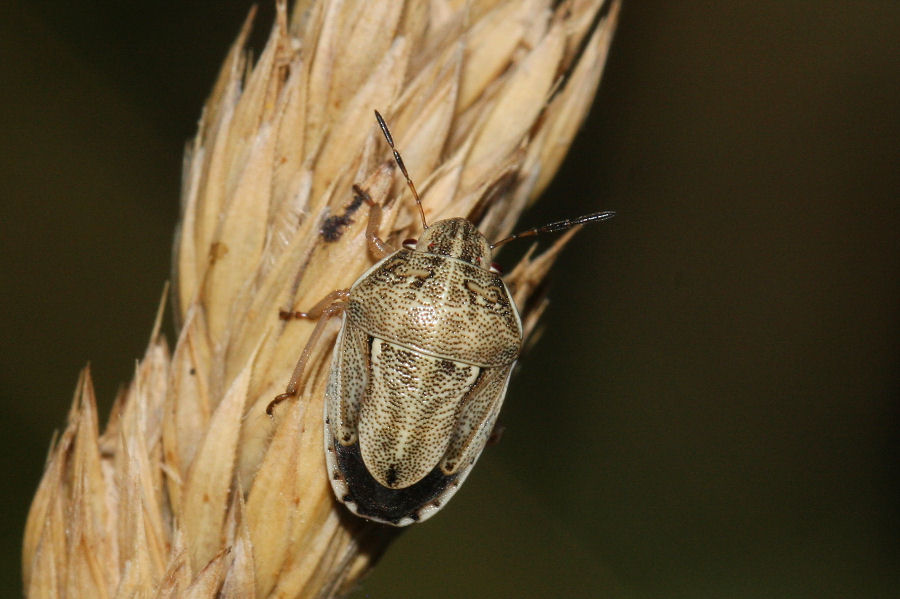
[268, 111, 614, 526]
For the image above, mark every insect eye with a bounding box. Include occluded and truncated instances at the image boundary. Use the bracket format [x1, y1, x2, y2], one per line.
[402, 238, 418, 249]
[489, 262, 503, 274]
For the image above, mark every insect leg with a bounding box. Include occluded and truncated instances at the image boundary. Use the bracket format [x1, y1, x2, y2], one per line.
[279, 288, 350, 320]
[352, 184, 393, 260]
[268, 295, 348, 416]
[487, 423, 506, 447]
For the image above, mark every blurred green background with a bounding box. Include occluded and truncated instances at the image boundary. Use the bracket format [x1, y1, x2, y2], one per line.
[2, 1, 897, 597]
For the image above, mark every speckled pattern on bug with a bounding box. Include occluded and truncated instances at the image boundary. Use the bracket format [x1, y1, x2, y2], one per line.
[269, 111, 614, 526]
[324, 218, 522, 525]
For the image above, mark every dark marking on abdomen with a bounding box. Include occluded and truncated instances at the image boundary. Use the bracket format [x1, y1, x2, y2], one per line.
[334, 439, 457, 525]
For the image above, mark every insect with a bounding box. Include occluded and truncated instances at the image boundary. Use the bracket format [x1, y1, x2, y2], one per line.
[268, 111, 614, 526]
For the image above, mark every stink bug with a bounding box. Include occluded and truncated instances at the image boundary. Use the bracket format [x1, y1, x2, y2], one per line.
[268, 111, 614, 526]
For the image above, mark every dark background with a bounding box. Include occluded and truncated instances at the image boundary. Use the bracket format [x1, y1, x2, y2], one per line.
[2, 1, 897, 597]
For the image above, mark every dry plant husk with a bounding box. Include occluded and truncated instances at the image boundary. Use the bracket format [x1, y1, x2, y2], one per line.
[22, 0, 620, 597]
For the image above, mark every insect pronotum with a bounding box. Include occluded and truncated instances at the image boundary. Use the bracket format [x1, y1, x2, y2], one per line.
[268, 111, 614, 525]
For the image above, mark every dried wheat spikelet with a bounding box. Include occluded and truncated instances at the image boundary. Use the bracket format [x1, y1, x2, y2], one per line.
[22, 0, 620, 597]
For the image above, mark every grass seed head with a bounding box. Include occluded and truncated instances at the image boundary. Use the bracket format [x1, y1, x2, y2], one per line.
[23, 1, 620, 597]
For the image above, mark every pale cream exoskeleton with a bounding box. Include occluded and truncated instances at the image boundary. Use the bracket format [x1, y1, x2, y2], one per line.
[269, 111, 614, 525]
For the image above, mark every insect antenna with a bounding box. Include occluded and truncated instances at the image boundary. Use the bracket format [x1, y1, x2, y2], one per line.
[374, 110, 429, 230]
[490, 210, 616, 249]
